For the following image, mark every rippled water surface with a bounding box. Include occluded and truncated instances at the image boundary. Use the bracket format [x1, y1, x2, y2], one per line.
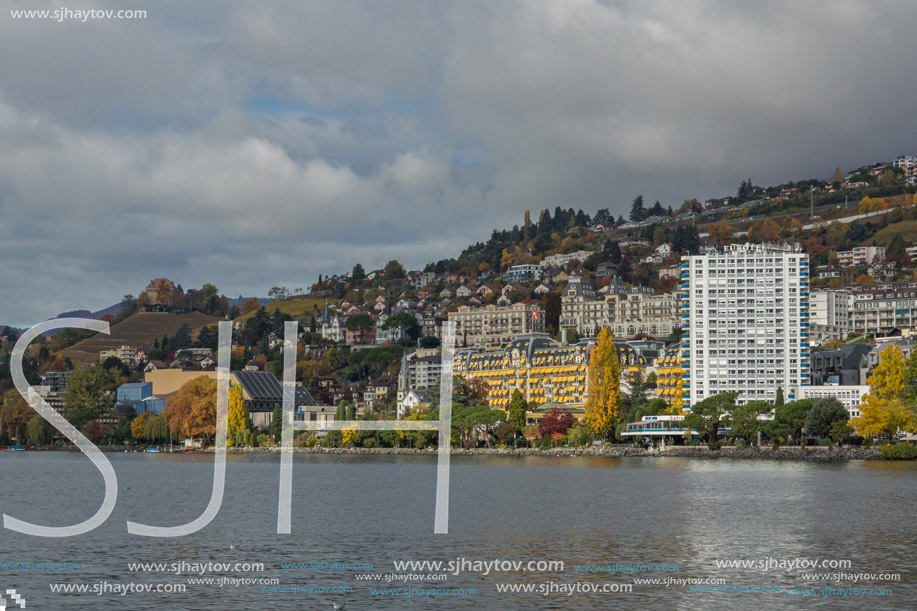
[0, 452, 914, 609]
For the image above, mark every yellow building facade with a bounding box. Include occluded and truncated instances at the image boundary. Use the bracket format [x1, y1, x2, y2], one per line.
[453, 333, 652, 409]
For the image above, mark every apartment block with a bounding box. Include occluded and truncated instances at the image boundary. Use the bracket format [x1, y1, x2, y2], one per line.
[559, 276, 604, 334]
[539, 250, 594, 269]
[559, 276, 678, 339]
[849, 282, 917, 336]
[448, 303, 545, 351]
[893, 154, 917, 181]
[680, 243, 810, 407]
[837, 246, 885, 267]
[504, 264, 543, 283]
[809, 289, 853, 339]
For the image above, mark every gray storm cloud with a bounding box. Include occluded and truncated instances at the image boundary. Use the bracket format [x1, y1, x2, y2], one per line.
[1, 0, 916, 325]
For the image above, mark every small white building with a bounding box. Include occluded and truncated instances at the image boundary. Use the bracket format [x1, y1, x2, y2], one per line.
[792, 385, 870, 419]
[397, 389, 432, 418]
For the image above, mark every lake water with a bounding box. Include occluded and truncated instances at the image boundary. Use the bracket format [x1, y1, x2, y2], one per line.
[0, 452, 914, 610]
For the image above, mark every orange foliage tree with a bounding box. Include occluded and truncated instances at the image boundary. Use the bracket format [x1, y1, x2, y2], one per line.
[163, 376, 217, 440]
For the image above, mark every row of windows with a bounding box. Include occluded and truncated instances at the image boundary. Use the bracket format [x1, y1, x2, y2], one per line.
[700, 257, 799, 265]
[697, 372, 798, 384]
[693, 288, 797, 295]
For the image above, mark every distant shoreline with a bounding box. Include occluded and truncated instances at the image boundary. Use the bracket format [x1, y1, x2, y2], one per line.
[10, 445, 888, 460]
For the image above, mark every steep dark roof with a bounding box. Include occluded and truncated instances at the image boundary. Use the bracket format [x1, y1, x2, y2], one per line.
[233, 370, 281, 399]
[232, 370, 316, 410]
[810, 343, 872, 370]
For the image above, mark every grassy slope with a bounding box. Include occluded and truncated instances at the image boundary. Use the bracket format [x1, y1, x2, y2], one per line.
[189, 297, 343, 341]
[232, 298, 341, 323]
[60, 311, 222, 366]
[873, 219, 917, 246]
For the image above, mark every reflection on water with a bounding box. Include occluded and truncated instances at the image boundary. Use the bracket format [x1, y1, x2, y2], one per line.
[0, 453, 913, 610]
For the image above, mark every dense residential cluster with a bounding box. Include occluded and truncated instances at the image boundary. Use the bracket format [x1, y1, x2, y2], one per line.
[2, 154, 917, 454]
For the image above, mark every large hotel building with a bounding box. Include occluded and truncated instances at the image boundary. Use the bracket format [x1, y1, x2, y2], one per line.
[680, 243, 811, 407]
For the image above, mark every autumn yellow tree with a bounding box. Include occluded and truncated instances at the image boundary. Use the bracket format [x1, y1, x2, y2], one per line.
[858, 196, 891, 214]
[1, 389, 34, 443]
[163, 376, 217, 441]
[585, 328, 622, 440]
[852, 344, 917, 438]
[226, 385, 249, 447]
[782, 217, 803, 236]
[747, 218, 779, 242]
[708, 223, 735, 243]
[131, 411, 152, 440]
[341, 425, 358, 446]
[878, 168, 898, 187]
[500, 248, 516, 270]
[858, 196, 876, 214]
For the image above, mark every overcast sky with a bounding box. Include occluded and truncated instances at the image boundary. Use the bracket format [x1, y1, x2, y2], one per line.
[2, 0, 916, 326]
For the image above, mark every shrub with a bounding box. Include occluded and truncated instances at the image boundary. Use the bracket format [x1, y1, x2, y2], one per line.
[707, 440, 723, 451]
[514, 437, 527, 449]
[881, 444, 917, 460]
[362, 437, 377, 449]
[305, 434, 318, 448]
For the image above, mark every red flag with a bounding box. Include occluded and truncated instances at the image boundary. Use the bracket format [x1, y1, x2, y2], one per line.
[532, 308, 540, 321]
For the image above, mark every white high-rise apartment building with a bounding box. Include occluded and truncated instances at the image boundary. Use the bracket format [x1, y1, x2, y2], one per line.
[680, 243, 810, 408]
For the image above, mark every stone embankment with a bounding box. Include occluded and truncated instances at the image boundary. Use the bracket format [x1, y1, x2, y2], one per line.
[30, 444, 883, 459]
[223, 444, 884, 460]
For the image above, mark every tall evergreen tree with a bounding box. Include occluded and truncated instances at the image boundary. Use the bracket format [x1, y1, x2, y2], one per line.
[270, 404, 283, 441]
[604, 240, 622, 264]
[629, 195, 646, 222]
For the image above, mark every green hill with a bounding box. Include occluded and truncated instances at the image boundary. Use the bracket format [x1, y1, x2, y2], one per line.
[60, 311, 222, 367]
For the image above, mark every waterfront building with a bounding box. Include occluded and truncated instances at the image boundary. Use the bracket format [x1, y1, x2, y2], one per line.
[791, 384, 869, 419]
[680, 243, 810, 407]
[453, 333, 591, 409]
[115, 382, 165, 415]
[452, 333, 653, 410]
[654, 345, 684, 408]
